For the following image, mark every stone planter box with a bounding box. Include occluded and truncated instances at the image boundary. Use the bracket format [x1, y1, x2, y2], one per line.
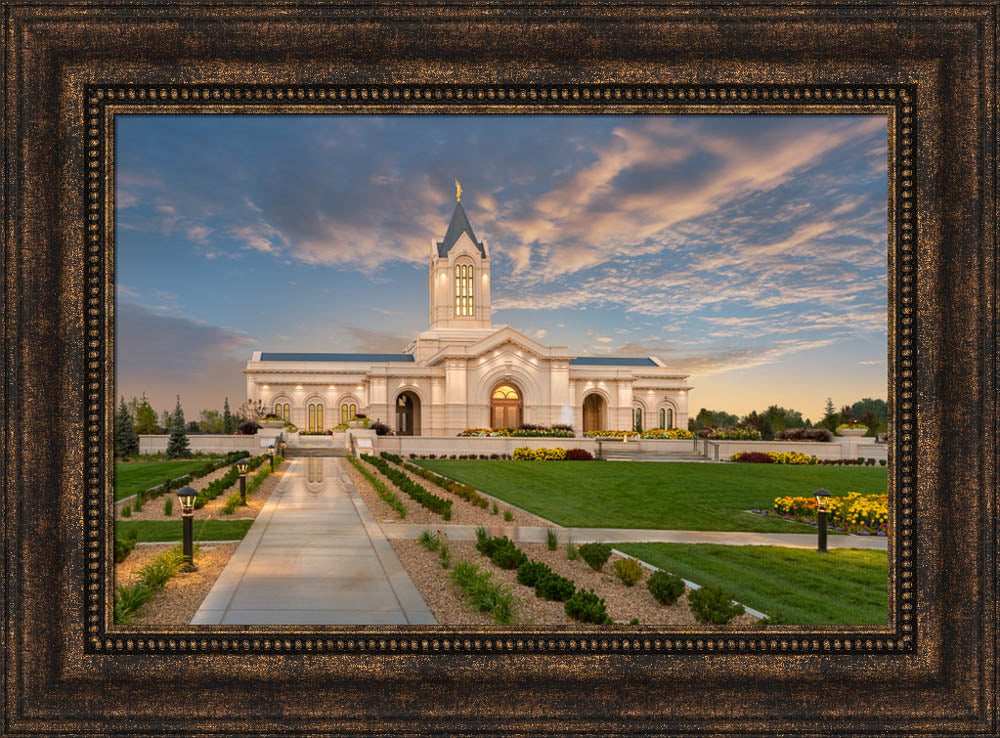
[259, 419, 285, 429]
[838, 427, 868, 438]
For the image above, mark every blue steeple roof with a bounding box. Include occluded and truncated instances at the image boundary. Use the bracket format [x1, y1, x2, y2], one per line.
[436, 202, 486, 258]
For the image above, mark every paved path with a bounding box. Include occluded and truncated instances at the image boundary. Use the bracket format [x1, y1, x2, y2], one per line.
[379, 523, 888, 550]
[191, 458, 435, 625]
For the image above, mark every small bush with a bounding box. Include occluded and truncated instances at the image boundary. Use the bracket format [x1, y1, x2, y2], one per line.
[516, 560, 552, 587]
[477, 535, 527, 570]
[566, 541, 579, 561]
[221, 490, 242, 515]
[163, 496, 173, 516]
[880, 459, 887, 466]
[688, 585, 745, 625]
[564, 589, 612, 624]
[119, 504, 132, 518]
[535, 572, 576, 602]
[504, 509, 514, 522]
[449, 560, 518, 625]
[647, 570, 685, 606]
[491, 502, 499, 515]
[731, 451, 773, 464]
[114, 582, 152, 624]
[417, 529, 440, 551]
[474, 526, 489, 546]
[564, 448, 594, 461]
[546, 528, 558, 551]
[612, 557, 643, 586]
[579, 542, 612, 571]
[438, 540, 452, 569]
[777, 427, 834, 442]
[114, 528, 138, 563]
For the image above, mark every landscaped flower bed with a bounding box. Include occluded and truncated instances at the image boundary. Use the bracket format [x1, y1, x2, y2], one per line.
[459, 425, 574, 438]
[585, 429, 694, 439]
[360, 453, 452, 519]
[704, 427, 763, 440]
[731, 451, 818, 465]
[760, 491, 889, 536]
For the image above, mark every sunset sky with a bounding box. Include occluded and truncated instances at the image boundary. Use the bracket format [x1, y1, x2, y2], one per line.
[115, 114, 888, 422]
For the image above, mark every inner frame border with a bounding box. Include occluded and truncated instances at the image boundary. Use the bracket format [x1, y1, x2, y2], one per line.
[85, 85, 913, 656]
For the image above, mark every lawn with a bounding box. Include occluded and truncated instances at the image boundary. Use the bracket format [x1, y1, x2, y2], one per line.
[115, 459, 214, 501]
[416, 460, 886, 532]
[116, 519, 254, 542]
[615, 542, 888, 625]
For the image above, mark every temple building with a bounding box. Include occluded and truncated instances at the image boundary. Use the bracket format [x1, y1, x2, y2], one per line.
[244, 187, 691, 436]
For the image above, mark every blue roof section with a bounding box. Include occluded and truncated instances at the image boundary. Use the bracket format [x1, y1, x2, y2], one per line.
[437, 202, 486, 258]
[259, 353, 415, 363]
[570, 356, 657, 367]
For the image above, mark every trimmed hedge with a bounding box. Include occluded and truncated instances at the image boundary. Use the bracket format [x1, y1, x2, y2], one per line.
[348, 455, 406, 518]
[387, 454, 490, 508]
[127, 451, 251, 509]
[194, 453, 266, 509]
[361, 453, 452, 519]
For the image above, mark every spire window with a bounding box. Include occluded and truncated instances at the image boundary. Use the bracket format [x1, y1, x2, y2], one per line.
[455, 263, 474, 316]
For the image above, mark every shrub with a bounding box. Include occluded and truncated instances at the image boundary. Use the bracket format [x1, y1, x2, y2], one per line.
[371, 421, 391, 436]
[449, 561, 518, 624]
[579, 542, 612, 571]
[132, 496, 144, 512]
[438, 540, 452, 569]
[564, 589, 612, 624]
[564, 448, 594, 461]
[474, 526, 489, 546]
[880, 459, 887, 466]
[221, 490, 242, 515]
[776, 427, 834, 442]
[237, 420, 260, 435]
[491, 502, 499, 515]
[516, 560, 552, 587]
[361, 454, 451, 519]
[476, 535, 527, 569]
[163, 496, 173, 516]
[730, 451, 773, 464]
[707, 427, 762, 440]
[417, 529, 441, 551]
[120, 503, 132, 518]
[566, 541, 579, 561]
[513, 446, 567, 461]
[688, 585, 745, 624]
[647, 570, 686, 605]
[114, 528, 138, 563]
[546, 528, 559, 551]
[535, 572, 576, 601]
[503, 509, 514, 522]
[612, 557, 643, 586]
[640, 428, 694, 439]
[114, 582, 152, 624]
[398, 458, 489, 508]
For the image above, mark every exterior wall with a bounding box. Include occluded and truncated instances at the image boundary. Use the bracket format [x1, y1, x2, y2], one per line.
[696, 438, 888, 462]
[139, 435, 259, 454]
[376, 435, 692, 457]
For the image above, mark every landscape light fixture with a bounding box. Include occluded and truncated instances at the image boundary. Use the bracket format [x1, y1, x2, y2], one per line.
[236, 458, 250, 505]
[814, 488, 831, 554]
[175, 486, 198, 570]
[268, 444, 275, 471]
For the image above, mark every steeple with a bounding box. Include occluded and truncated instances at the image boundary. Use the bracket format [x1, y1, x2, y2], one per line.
[436, 200, 486, 258]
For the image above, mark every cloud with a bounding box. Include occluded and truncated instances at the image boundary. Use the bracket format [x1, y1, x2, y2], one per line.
[338, 325, 412, 353]
[614, 337, 839, 376]
[116, 301, 256, 414]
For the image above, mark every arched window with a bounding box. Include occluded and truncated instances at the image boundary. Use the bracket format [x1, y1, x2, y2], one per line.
[274, 402, 290, 421]
[341, 403, 357, 424]
[667, 408, 674, 429]
[659, 408, 666, 429]
[455, 263, 474, 316]
[633, 407, 643, 432]
[307, 403, 323, 432]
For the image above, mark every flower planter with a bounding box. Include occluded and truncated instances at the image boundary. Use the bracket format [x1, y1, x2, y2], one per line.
[838, 427, 867, 438]
[259, 419, 285, 429]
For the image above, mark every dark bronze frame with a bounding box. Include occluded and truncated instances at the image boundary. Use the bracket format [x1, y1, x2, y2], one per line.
[3, 4, 997, 735]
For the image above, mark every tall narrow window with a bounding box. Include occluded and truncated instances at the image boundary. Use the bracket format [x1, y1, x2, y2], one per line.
[667, 408, 674, 429]
[341, 403, 349, 424]
[316, 404, 323, 430]
[350, 403, 357, 419]
[308, 404, 316, 432]
[454, 263, 474, 316]
[659, 408, 665, 429]
[282, 403, 290, 421]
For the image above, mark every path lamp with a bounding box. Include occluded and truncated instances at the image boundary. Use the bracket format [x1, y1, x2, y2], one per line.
[236, 458, 250, 505]
[268, 444, 275, 471]
[814, 488, 831, 554]
[176, 486, 198, 571]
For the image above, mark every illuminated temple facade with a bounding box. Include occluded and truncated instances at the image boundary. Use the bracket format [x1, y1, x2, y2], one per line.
[244, 193, 691, 436]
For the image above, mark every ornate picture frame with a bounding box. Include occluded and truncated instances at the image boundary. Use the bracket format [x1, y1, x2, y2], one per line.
[2, 3, 996, 735]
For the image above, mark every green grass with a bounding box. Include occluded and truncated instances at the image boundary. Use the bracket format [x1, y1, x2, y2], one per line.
[616, 543, 888, 625]
[115, 519, 254, 542]
[114, 460, 213, 501]
[417, 460, 886, 533]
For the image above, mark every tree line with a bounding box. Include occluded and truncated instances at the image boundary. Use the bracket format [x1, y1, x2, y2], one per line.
[688, 397, 888, 440]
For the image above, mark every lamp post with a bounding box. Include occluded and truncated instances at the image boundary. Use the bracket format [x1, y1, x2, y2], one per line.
[236, 458, 249, 505]
[175, 486, 197, 570]
[814, 488, 831, 554]
[268, 444, 275, 471]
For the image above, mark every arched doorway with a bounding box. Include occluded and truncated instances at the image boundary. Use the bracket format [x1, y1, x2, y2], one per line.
[395, 391, 422, 436]
[582, 393, 606, 433]
[490, 383, 522, 430]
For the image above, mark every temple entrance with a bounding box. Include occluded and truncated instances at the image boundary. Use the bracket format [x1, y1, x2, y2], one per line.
[395, 391, 421, 436]
[490, 383, 522, 430]
[582, 393, 606, 433]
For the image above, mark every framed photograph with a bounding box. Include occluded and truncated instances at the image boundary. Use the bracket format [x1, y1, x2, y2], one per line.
[3, 3, 997, 735]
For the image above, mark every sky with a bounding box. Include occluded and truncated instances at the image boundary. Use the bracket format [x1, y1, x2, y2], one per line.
[115, 114, 888, 422]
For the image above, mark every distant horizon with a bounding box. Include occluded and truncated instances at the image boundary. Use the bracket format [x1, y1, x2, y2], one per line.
[116, 114, 888, 422]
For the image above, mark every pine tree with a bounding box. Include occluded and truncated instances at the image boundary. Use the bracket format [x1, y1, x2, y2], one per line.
[166, 395, 190, 458]
[114, 396, 140, 458]
[223, 396, 235, 434]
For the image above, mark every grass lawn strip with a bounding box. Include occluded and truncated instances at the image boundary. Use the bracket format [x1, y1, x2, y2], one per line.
[116, 519, 255, 542]
[115, 459, 220, 502]
[417, 460, 884, 532]
[614, 542, 887, 625]
[379, 456, 552, 527]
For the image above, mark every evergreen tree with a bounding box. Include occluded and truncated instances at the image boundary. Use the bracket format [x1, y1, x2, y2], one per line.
[818, 397, 840, 431]
[223, 396, 235, 434]
[166, 395, 190, 458]
[114, 396, 140, 458]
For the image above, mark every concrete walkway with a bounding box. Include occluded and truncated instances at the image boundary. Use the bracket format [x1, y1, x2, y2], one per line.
[379, 523, 888, 550]
[191, 458, 435, 625]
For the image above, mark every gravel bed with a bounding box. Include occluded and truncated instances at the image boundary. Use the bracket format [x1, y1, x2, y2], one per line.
[345, 456, 544, 527]
[119, 543, 240, 625]
[391, 536, 758, 628]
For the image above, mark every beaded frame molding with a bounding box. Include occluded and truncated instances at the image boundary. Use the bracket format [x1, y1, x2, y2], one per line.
[88, 85, 914, 658]
[4, 4, 997, 736]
